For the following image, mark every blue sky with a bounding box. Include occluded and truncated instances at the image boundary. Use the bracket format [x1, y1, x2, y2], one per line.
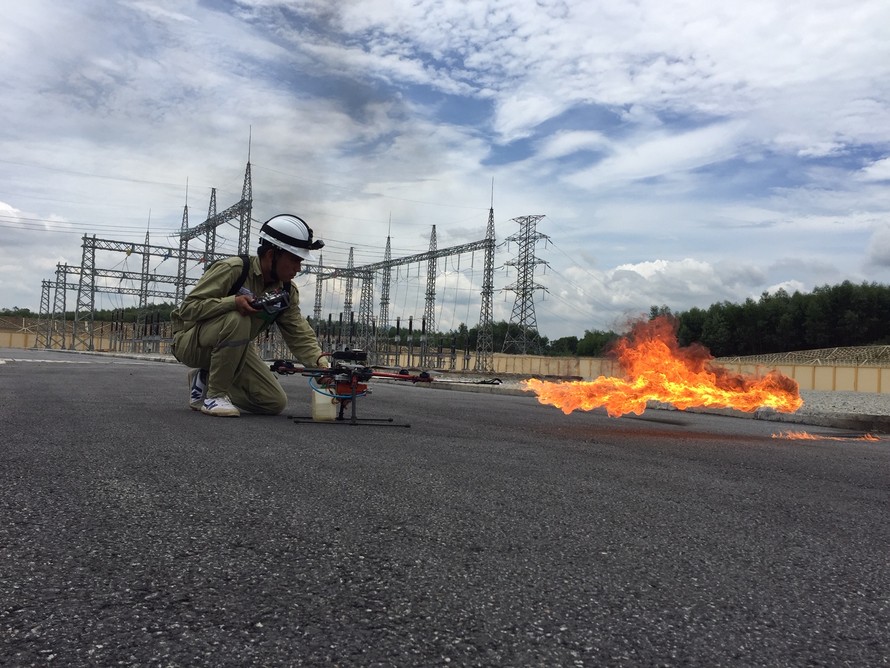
[1, 0, 889, 340]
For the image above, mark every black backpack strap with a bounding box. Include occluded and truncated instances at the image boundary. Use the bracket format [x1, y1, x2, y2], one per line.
[226, 255, 252, 296]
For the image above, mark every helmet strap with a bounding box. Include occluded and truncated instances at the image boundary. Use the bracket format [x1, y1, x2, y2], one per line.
[269, 248, 281, 283]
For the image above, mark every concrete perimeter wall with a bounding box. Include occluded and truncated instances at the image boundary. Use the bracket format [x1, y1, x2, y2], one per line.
[719, 361, 890, 394]
[4, 329, 889, 393]
[488, 353, 890, 393]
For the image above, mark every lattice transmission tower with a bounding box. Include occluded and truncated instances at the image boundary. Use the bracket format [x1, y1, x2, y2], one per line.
[503, 215, 549, 355]
[313, 251, 324, 322]
[421, 225, 437, 366]
[343, 248, 355, 320]
[378, 234, 392, 335]
[175, 191, 191, 307]
[474, 206, 496, 372]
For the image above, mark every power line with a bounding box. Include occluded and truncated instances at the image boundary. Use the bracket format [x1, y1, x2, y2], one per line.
[252, 163, 489, 211]
[0, 157, 219, 190]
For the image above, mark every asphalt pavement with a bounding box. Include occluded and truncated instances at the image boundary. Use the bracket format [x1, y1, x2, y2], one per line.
[1, 349, 888, 666]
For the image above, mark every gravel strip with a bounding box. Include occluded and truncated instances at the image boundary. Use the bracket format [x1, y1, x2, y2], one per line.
[798, 390, 890, 416]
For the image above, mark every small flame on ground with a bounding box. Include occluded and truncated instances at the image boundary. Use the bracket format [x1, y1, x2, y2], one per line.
[523, 316, 803, 418]
[772, 431, 880, 442]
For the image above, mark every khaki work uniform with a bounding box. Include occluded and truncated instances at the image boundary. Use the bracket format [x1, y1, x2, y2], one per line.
[171, 256, 324, 414]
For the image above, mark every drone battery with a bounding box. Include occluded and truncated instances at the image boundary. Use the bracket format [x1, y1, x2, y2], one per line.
[311, 391, 337, 421]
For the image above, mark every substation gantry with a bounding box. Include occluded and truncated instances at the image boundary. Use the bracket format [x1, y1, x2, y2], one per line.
[299, 207, 496, 372]
[33, 158, 556, 376]
[35, 160, 253, 351]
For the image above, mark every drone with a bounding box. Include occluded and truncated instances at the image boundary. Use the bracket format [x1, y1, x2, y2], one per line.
[269, 349, 431, 427]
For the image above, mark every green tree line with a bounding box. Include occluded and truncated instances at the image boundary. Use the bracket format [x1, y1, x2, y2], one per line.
[1, 303, 176, 323]
[4, 280, 889, 357]
[426, 280, 890, 357]
[664, 280, 890, 357]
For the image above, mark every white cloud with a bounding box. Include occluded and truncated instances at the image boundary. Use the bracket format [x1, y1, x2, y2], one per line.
[1, 0, 890, 342]
[859, 157, 890, 182]
[764, 280, 807, 295]
[867, 225, 890, 267]
[536, 131, 612, 161]
[563, 121, 748, 189]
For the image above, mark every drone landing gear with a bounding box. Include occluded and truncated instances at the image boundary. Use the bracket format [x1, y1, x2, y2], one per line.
[273, 350, 415, 428]
[289, 387, 411, 428]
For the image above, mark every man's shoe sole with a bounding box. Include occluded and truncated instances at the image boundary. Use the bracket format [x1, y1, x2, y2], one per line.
[201, 406, 240, 417]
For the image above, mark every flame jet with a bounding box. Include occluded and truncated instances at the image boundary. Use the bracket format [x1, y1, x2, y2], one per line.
[523, 316, 803, 417]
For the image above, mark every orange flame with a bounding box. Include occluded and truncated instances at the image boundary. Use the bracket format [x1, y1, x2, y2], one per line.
[523, 316, 803, 417]
[772, 431, 880, 442]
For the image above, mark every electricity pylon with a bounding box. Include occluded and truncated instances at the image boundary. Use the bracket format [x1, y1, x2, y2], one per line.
[503, 215, 549, 355]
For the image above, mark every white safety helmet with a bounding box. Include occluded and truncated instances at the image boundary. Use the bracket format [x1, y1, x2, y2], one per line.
[258, 214, 324, 262]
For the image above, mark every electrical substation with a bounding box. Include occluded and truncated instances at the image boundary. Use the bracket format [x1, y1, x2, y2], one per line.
[32, 158, 552, 373]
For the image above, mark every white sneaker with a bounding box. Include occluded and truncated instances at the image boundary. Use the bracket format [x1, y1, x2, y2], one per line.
[201, 395, 241, 417]
[188, 368, 208, 410]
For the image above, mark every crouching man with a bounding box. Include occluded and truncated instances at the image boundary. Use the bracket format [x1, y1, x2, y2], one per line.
[171, 214, 327, 417]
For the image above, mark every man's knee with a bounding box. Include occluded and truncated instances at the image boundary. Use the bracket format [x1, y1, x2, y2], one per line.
[216, 311, 252, 341]
[266, 383, 288, 414]
[265, 396, 288, 415]
[196, 311, 252, 350]
[246, 391, 287, 415]
[233, 376, 287, 415]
